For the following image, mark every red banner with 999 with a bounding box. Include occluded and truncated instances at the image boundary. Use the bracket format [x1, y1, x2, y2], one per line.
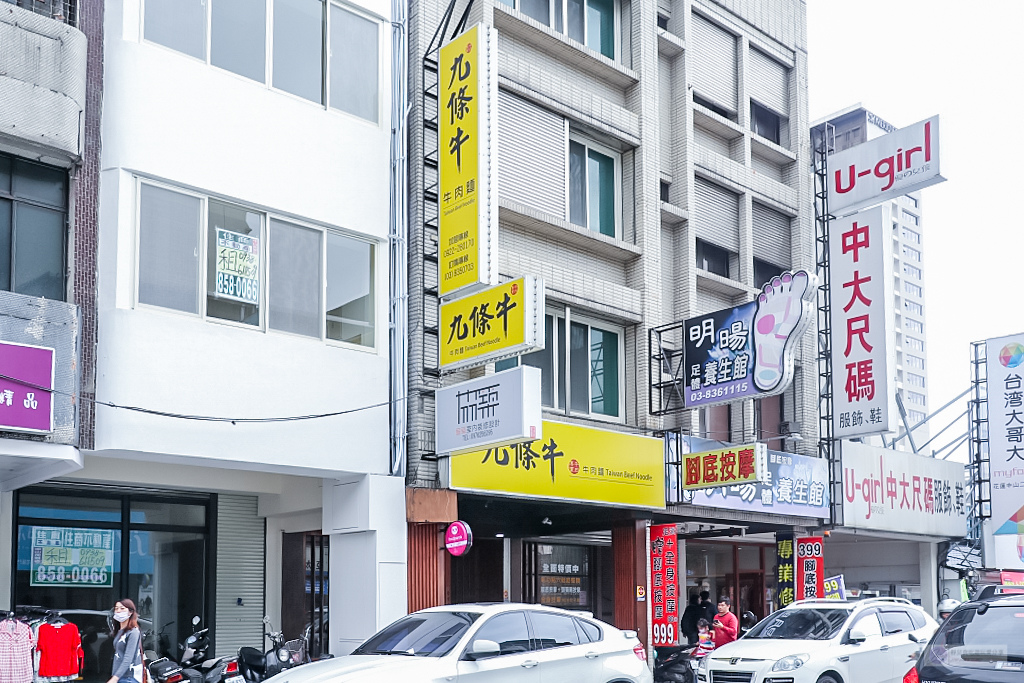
[650, 524, 679, 646]
[795, 536, 824, 600]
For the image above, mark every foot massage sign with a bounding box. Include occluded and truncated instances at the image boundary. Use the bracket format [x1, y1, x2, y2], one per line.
[682, 270, 816, 409]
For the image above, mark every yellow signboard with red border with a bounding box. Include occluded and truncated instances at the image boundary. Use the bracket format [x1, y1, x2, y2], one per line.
[681, 442, 768, 491]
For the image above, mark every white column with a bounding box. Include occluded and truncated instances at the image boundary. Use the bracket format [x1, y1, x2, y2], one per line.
[918, 541, 938, 618]
[323, 474, 408, 654]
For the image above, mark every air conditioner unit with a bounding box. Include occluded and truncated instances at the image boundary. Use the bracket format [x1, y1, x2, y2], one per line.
[779, 421, 799, 436]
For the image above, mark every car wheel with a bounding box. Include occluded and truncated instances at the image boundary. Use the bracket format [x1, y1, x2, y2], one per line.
[817, 675, 841, 683]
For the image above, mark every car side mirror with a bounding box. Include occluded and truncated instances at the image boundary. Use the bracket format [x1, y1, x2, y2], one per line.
[848, 627, 869, 644]
[908, 633, 920, 643]
[467, 639, 501, 660]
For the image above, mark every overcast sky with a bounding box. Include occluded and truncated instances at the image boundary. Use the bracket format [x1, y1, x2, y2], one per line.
[805, 1, 1024, 459]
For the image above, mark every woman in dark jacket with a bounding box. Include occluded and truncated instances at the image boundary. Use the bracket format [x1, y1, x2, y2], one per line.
[107, 598, 142, 683]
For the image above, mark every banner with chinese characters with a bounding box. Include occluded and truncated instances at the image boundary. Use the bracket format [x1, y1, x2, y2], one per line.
[214, 228, 260, 304]
[984, 333, 1024, 569]
[829, 206, 897, 438]
[0, 340, 54, 434]
[823, 575, 847, 600]
[444, 420, 665, 509]
[681, 443, 767, 492]
[30, 527, 115, 588]
[440, 277, 544, 371]
[683, 270, 815, 409]
[435, 366, 542, 454]
[827, 115, 944, 216]
[776, 533, 795, 608]
[841, 442, 967, 536]
[650, 524, 679, 646]
[684, 449, 829, 519]
[538, 544, 589, 608]
[795, 536, 824, 600]
[438, 24, 498, 298]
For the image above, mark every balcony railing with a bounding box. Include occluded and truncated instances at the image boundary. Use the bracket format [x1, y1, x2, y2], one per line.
[1, 0, 75, 26]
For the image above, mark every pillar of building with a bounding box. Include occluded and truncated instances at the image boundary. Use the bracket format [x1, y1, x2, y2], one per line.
[919, 541, 938, 618]
[613, 520, 649, 647]
[405, 487, 459, 612]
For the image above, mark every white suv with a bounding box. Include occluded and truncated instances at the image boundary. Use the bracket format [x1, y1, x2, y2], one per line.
[697, 598, 937, 683]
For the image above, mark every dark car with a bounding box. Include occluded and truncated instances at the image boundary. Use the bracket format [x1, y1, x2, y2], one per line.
[903, 593, 1024, 683]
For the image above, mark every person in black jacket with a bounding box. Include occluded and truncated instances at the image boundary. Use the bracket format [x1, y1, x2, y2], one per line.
[699, 590, 717, 624]
[681, 593, 704, 644]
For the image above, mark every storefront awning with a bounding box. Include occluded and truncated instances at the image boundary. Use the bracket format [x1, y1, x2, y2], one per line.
[0, 437, 82, 491]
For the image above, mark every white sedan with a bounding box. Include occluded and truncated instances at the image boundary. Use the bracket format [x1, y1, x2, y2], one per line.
[269, 603, 652, 683]
[697, 598, 937, 683]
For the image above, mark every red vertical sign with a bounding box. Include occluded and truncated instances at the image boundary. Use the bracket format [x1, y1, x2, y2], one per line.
[650, 524, 679, 646]
[795, 536, 824, 600]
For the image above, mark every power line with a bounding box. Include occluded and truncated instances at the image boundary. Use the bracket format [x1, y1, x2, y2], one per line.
[0, 372, 395, 424]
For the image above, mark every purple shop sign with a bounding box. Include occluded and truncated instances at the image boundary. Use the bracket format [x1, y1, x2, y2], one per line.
[0, 341, 55, 434]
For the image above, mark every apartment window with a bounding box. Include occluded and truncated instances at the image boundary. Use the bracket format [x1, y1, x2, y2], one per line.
[692, 94, 734, 121]
[903, 263, 922, 280]
[905, 300, 923, 316]
[660, 180, 671, 203]
[498, 0, 616, 58]
[753, 258, 784, 289]
[907, 195, 919, 208]
[137, 180, 376, 347]
[902, 209, 919, 226]
[496, 310, 622, 419]
[902, 245, 921, 261]
[657, 13, 669, 30]
[906, 337, 924, 352]
[904, 282, 922, 298]
[907, 391, 926, 406]
[902, 227, 921, 244]
[696, 239, 730, 278]
[0, 154, 68, 301]
[905, 318, 924, 334]
[907, 409, 926, 424]
[907, 373, 925, 388]
[906, 355, 924, 370]
[750, 101, 781, 145]
[143, 0, 381, 122]
[568, 138, 619, 238]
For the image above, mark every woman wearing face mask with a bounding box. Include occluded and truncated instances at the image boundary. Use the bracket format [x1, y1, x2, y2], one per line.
[107, 599, 142, 683]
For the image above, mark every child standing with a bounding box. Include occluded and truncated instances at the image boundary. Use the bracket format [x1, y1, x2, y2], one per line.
[694, 618, 715, 658]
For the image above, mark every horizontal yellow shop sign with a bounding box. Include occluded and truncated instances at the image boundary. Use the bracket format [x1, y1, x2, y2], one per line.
[447, 420, 665, 509]
[681, 442, 767, 491]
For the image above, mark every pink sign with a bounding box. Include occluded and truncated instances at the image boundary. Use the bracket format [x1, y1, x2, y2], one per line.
[445, 521, 473, 557]
[0, 341, 55, 434]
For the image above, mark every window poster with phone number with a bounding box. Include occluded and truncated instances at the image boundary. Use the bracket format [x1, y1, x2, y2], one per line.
[215, 228, 260, 304]
[30, 526, 115, 588]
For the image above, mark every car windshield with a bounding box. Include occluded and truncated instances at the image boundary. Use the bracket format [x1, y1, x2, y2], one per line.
[745, 608, 852, 640]
[923, 604, 1024, 670]
[352, 611, 481, 657]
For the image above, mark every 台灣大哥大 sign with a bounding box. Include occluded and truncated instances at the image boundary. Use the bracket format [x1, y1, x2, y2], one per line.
[829, 206, 897, 439]
[435, 366, 542, 454]
[438, 24, 498, 297]
[840, 442, 967, 537]
[0, 340, 55, 434]
[681, 443, 768, 491]
[214, 228, 259, 305]
[30, 527, 115, 588]
[444, 420, 664, 509]
[683, 270, 815, 409]
[440, 277, 543, 371]
[827, 115, 944, 216]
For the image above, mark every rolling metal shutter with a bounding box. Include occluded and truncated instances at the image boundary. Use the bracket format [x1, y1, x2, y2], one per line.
[748, 48, 788, 114]
[690, 13, 737, 112]
[498, 90, 565, 217]
[693, 177, 739, 253]
[215, 494, 265, 657]
[752, 202, 791, 267]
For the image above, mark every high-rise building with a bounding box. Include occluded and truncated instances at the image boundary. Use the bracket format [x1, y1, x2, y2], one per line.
[813, 105, 930, 450]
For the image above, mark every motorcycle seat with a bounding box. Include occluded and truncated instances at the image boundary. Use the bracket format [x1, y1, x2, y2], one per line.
[238, 646, 265, 669]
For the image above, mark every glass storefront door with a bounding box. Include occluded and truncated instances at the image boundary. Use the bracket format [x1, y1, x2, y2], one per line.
[14, 487, 212, 683]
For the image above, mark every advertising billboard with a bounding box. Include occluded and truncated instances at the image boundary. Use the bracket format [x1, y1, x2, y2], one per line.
[445, 420, 665, 509]
[683, 270, 815, 409]
[795, 536, 825, 600]
[440, 277, 544, 371]
[30, 527, 115, 588]
[435, 366, 542, 454]
[841, 442, 968, 537]
[438, 24, 498, 297]
[681, 443, 768, 491]
[0, 340, 55, 434]
[776, 533, 795, 608]
[827, 115, 944, 215]
[829, 206, 897, 439]
[985, 332, 1024, 569]
[650, 524, 680, 646]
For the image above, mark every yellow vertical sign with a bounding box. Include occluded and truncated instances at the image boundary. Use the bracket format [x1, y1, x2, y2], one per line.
[439, 24, 496, 297]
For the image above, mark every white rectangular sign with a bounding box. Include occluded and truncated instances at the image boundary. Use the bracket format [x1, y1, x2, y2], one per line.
[841, 442, 968, 537]
[435, 366, 542, 454]
[828, 115, 944, 215]
[984, 333, 1024, 569]
[829, 206, 897, 439]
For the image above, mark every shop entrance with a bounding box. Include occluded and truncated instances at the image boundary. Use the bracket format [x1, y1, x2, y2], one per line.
[281, 532, 329, 659]
[684, 540, 774, 627]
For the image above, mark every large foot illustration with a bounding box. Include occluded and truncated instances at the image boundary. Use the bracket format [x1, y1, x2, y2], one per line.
[752, 271, 813, 392]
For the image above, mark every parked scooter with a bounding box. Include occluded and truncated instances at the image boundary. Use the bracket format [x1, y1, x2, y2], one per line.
[146, 616, 242, 683]
[654, 643, 698, 683]
[237, 617, 305, 682]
